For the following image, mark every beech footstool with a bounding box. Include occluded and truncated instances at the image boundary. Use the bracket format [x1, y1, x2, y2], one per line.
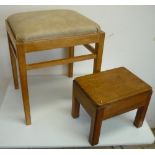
[72, 67, 152, 146]
[6, 10, 105, 125]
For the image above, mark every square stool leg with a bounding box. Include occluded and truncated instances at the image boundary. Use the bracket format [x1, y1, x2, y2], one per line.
[17, 44, 31, 125]
[72, 95, 80, 118]
[89, 109, 103, 146]
[93, 32, 105, 73]
[134, 92, 152, 127]
[68, 46, 74, 77]
[7, 34, 19, 89]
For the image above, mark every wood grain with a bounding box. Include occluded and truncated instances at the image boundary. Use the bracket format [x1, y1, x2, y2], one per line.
[6, 18, 104, 125]
[7, 33, 19, 89]
[68, 46, 74, 77]
[17, 43, 31, 125]
[72, 67, 152, 146]
[27, 54, 96, 70]
[84, 44, 95, 53]
[93, 32, 105, 73]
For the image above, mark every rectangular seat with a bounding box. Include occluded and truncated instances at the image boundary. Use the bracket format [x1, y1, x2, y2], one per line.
[72, 67, 152, 146]
[6, 9, 105, 125]
[7, 10, 101, 42]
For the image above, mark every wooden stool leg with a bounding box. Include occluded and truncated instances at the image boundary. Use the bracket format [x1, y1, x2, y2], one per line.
[7, 34, 19, 89]
[89, 109, 103, 146]
[68, 46, 74, 77]
[17, 44, 31, 125]
[72, 96, 80, 118]
[134, 92, 152, 128]
[93, 32, 105, 73]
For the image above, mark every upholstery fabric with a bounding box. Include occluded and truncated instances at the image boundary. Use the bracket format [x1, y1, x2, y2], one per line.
[7, 10, 101, 42]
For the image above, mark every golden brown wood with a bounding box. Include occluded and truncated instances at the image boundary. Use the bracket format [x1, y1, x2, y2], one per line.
[68, 46, 74, 77]
[93, 32, 105, 73]
[89, 109, 103, 146]
[6, 18, 105, 125]
[6, 21, 17, 51]
[7, 33, 19, 89]
[72, 67, 152, 146]
[134, 91, 152, 127]
[103, 91, 150, 120]
[17, 43, 31, 125]
[23, 33, 99, 52]
[73, 81, 96, 117]
[10, 42, 17, 59]
[84, 44, 95, 53]
[27, 54, 96, 70]
[72, 97, 80, 118]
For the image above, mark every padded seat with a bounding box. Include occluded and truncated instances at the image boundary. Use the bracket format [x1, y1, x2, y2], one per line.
[7, 10, 101, 42]
[6, 9, 105, 125]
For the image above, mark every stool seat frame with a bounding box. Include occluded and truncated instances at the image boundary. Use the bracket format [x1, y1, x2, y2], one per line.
[6, 21, 105, 125]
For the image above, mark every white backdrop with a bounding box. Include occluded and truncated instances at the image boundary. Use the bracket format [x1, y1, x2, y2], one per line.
[0, 5, 155, 127]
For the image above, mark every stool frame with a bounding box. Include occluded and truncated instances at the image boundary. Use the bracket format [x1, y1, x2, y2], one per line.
[72, 80, 152, 146]
[6, 21, 105, 125]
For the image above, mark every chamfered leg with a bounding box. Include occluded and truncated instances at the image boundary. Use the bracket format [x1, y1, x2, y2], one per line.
[93, 32, 105, 73]
[68, 46, 74, 77]
[89, 109, 103, 146]
[134, 92, 152, 128]
[71, 91, 80, 118]
[17, 44, 31, 125]
[7, 33, 19, 89]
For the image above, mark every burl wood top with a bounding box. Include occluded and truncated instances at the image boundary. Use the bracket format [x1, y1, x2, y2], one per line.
[75, 67, 152, 106]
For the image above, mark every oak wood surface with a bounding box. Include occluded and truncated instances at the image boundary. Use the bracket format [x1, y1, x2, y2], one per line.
[26, 53, 96, 70]
[6, 18, 105, 125]
[72, 67, 152, 146]
[7, 33, 19, 89]
[89, 109, 103, 146]
[75, 67, 152, 106]
[6, 21, 17, 51]
[68, 46, 74, 77]
[23, 33, 100, 52]
[16, 44, 31, 125]
[93, 32, 105, 73]
[84, 44, 95, 53]
[134, 92, 152, 127]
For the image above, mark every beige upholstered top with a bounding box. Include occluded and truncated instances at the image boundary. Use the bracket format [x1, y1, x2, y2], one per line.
[7, 10, 101, 42]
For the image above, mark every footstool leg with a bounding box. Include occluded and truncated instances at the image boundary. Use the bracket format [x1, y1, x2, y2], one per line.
[17, 44, 31, 125]
[93, 32, 105, 73]
[89, 109, 103, 146]
[68, 46, 74, 77]
[72, 96, 80, 118]
[134, 92, 152, 128]
[7, 34, 19, 89]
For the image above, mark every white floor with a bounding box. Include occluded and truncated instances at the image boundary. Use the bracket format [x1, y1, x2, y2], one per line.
[0, 75, 154, 148]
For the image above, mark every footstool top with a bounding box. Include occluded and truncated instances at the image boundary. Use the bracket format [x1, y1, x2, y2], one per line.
[75, 67, 152, 106]
[7, 9, 100, 42]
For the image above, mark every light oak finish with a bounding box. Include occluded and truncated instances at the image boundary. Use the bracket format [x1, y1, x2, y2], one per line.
[26, 53, 96, 70]
[16, 44, 31, 125]
[72, 67, 152, 146]
[84, 44, 95, 53]
[6, 20, 105, 125]
[23, 33, 100, 52]
[7, 33, 19, 89]
[68, 46, 74, 77]
[93, 32, 105, 73]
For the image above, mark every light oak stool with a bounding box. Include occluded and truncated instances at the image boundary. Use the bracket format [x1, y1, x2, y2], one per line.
[72, 67, 152, 146]
[6, 10, 105, 125]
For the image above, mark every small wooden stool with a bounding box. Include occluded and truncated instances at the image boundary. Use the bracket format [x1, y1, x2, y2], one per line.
[72, 67, 152, 146]
[6, 10, 105, 125]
